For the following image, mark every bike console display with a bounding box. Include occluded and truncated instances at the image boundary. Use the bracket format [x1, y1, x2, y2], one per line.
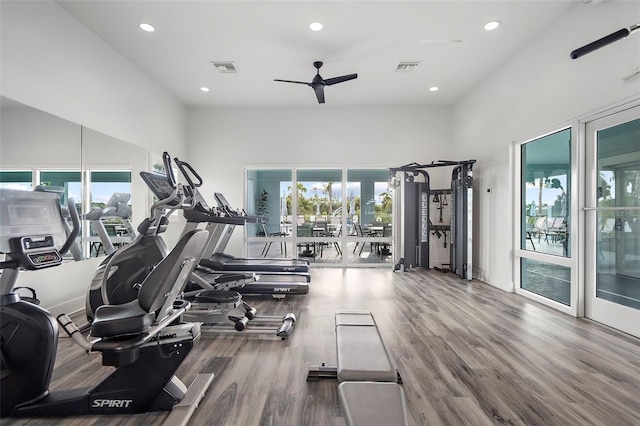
[0, 189, 66, 255]
[10, 235, 62, 270]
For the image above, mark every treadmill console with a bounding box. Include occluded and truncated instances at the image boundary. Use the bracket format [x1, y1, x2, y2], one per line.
[214, 192, 265, 223]
[213, 192, 234, 215]
[140, 171, 181, 206]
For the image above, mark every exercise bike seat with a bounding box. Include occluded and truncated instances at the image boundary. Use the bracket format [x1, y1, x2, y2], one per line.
[91, 300, 154, 337]
[194, 290, 241, 304]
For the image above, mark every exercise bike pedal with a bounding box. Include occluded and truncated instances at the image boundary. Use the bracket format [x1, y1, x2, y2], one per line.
[276, 314, 296, 339]
[244, 307, 257, 320]
[234, 316, 250, 331]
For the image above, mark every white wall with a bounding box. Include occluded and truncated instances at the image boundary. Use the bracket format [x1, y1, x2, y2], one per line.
[187, 106, 453, 255]
[0, 1, 188, 313]
[0, 1, 186, 156]
[452, 1, 640, 291]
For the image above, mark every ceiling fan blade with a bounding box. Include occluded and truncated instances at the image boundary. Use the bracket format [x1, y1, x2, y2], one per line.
[314, 85, 325, 104]
[323, 73, 358, 86]
[274, 79, 311, 86]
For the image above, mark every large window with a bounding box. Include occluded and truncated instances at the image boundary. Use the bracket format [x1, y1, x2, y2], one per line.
[246, 167, 393, 266]
[345, 169, 393, 265]
[0, 171, 33, 190]
[521, 128, 571, 258]
[520, 258, 571, 306]
[246, 169, 293, 257]
[40, 170, 82, 205]
[88, 171, 132, 211]
[518, 128, 573, 308]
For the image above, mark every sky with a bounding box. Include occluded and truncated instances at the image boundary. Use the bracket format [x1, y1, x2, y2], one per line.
[524, 175, 567, 207]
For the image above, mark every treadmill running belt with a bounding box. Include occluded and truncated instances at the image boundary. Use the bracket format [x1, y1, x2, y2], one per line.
[203, 254, 310, 273]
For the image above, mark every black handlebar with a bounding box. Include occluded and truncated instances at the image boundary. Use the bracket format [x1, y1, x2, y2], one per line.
[173, 157, 203, 189]
[58, 198, 80, 256]
[162, 151, 176, 187]
[570, 27, 630, 60]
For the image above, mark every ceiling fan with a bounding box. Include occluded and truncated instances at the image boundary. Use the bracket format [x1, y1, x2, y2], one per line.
[274, 61, 357, 104]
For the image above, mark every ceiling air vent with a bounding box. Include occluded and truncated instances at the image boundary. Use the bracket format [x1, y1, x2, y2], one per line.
[211, 61, 238, 73]
[395, 61, 420, 73]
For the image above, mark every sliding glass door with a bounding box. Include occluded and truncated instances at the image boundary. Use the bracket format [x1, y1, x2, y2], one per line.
[245, 169, 293, 258]
[585, 106, 640, 337]
[246, 167, 393, 266]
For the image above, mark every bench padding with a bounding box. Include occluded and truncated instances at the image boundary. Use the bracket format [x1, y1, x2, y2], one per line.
[339, 382, 408, 426]
[335, 310, 397, 383]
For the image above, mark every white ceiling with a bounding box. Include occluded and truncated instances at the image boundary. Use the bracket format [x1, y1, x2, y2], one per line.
[57, 0, 580, 108]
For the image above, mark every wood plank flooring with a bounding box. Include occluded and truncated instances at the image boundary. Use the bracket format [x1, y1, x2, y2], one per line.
[3, 268, 640, 425]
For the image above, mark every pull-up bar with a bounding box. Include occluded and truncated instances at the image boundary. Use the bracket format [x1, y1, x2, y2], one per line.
[389, 159, 476, 174]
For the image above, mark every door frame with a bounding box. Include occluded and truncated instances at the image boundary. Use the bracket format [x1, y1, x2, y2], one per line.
[584, 103, 640, 338]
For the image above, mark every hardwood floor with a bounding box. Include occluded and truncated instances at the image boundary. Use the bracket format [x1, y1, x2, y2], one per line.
[3, 268, 640, 425]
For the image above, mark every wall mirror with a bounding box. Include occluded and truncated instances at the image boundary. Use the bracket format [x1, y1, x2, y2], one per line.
[0, 96, 83, 261]
[81, 127, 147, 258]
[0, 96, 148, 261]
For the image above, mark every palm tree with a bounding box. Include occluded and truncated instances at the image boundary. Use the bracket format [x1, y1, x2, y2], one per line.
[379, 192, 392, 213]
[323, 182, 333, 216]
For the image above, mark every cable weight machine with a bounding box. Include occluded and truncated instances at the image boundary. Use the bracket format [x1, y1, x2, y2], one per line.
[389, 160, 475, 280]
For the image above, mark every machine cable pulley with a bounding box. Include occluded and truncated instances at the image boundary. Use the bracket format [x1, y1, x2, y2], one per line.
[389, 159, 475, 280]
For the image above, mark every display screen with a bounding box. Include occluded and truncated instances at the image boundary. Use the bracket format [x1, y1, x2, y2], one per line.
[140, 171, 181, 206]
[8, 204, 51, 225]
[0, 189, 66, 254]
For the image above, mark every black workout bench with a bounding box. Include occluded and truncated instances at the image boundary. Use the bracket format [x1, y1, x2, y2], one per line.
[308, 310, 409, 426]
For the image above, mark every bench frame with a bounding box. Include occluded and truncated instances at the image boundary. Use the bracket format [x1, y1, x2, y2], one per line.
[307, 310, 409, 426]
[307, 364, 403, 383]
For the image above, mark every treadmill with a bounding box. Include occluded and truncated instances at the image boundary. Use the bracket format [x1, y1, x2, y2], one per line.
[204, 192, 310, 273]
[174, 158, 310, 296]
[135, 169, 256, 293]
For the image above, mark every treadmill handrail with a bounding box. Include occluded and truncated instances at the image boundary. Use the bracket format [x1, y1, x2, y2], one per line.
[183, 209, 260, 224]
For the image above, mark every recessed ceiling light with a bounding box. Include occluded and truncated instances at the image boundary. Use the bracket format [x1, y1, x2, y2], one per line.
[139, 23, 155, 32]
[484, 21, 500, 31]
[200, 87, 210, 92]
[310, 22, 323, 31]
[429, 86, 439, 92]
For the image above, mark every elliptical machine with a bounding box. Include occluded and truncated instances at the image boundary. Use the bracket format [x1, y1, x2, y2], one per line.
[86, 152, 249, 321]
[0, 181, 213, 420]
[85, 153, 175, 321]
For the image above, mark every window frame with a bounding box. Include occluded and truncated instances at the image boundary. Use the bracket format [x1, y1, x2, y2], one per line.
[245, 165, 394, 267]
[513, 124, 580, 316]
